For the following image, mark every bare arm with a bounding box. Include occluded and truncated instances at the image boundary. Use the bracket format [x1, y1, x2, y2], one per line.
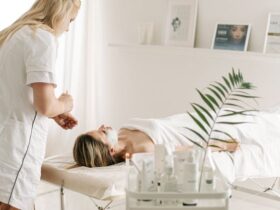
[31, 83, 73, 118]
[209, 139, 240, 152]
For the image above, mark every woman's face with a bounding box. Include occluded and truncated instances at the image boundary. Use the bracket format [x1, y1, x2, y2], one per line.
[230, 25, 246, 42]
[54, 5, 79, 36]
[86, 125, 112, 146]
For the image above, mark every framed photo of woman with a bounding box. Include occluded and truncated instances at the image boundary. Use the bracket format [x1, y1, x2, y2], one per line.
[165, 0, 198, 47]
[211, 24, 251, 51]
[263, 13, 280, 54]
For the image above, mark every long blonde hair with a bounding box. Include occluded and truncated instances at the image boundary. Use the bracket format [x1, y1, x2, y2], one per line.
[73, 134, 121, 167]
[0, 0, 81, 47]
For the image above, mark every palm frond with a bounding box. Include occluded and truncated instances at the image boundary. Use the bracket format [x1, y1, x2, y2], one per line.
[212, 129, 235, 139]
[192, 103, 214, 121]
[179, 133, 204, 148]
[219, 110, 257, 118]
[183, 127, 207, 143]
[196, 89, 216, 113]
[216, 121, 250, 125]
[191, 104, 211, 128]
[215, 82, 229, 94]
[206, 94, 220, 109]
[184, 69, 259, 191]
[187, 112, 209, 135]
[210, 84, 226, 98]
[207, 87, 223, 103]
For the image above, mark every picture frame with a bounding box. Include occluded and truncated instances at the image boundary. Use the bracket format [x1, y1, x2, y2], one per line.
[263, 13, 280, 54]
[211, 24, 251, 51]
[165, 0, 198, 47]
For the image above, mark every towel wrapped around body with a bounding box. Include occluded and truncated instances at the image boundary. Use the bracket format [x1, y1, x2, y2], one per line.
[122, 108, 280, 183]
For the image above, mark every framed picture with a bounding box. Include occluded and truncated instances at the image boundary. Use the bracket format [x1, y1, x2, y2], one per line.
[263, 13, 280, 54]
[165, 0, 198, 47]
[211, 24, 251, 51]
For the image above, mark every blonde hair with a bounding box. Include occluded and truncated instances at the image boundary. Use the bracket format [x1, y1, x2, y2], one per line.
[0, 0, 81, 47]
[73, 134, 118, 167]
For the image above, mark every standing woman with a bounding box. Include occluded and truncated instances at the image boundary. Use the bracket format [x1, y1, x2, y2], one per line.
[0, 0, 80, 209]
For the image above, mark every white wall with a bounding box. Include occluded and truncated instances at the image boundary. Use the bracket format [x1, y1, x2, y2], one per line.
[98, 45, 280, 127]
[96, 0, 280, 128]
[99, 0, 280, 51]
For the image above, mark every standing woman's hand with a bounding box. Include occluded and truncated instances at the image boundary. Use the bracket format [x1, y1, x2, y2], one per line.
[58, 92, 73, 113]
[31, 83, 75, 118]
[52, 112, 78, 129]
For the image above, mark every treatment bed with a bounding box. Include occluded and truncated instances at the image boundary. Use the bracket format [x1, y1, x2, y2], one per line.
[41, 154, 127, 210]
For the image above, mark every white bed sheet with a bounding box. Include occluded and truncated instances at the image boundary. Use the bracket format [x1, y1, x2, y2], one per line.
[41, 154, 127, 200]
[122, 109, 280, 183]
[212, 108, 280, 183]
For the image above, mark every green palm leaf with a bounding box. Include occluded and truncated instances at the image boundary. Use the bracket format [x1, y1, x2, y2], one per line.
[232, 94, 259, 99]
[233, 90, 251, 95]
[185, 69, 258, 191]
[229, 73, 235, 87]
[206, 94, 220, 109]
[207, 87, 223, 103]
[210, 84, 226, 98]
[210, 138, 229, 143]
[222, 76, 232, 90]
[197, 89, 216, 113]
[212, 129, 235, 140]
[192, 103, 214, 121]
[191, 104, 211, 128]
[215, 82, 229, 94]
[219, 110, 256, 117]
[179, 133, 204, 148]
[187, 112, 209, 135]
[216, 121, 250, 125]
[183, 127, 207, 143]
[224, 103, 245, 109]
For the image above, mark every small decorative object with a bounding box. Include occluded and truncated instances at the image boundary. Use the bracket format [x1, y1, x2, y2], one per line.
[137, 22, 154, 45]
[263, 13, 280, 54]
[165, 0, 198, 47]
[184, 69, 258, 190]
[212, 24, 251, 51]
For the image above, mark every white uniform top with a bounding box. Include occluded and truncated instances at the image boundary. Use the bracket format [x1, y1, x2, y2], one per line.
[0, 26, 57, 209]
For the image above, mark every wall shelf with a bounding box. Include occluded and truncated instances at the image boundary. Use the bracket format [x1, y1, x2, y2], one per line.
[108, 43, 280, 60]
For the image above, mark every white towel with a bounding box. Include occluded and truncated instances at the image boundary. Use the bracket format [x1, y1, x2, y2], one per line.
[122, 109, 280, 182]
[122, 113, 194, 154]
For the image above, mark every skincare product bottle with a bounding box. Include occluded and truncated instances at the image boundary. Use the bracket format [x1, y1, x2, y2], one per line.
[127, 166, 139, 207]
[160, 157, 178, 206]
[173, 151, 186, 192]
[201, 148, 216, 192]
[139, 160, 155, 206]
[154, 144, 166, 178]
[182, 151, 198, 206]
[127, 166, 138, 192]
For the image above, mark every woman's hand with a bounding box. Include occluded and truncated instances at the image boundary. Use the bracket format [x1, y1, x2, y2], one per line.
[209, 139, 240, 152]
[58, 93, 73, 113]
[52, 113, 78, 129]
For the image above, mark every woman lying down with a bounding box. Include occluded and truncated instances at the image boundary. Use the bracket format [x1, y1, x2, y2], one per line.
[73, 108, 280, 182]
